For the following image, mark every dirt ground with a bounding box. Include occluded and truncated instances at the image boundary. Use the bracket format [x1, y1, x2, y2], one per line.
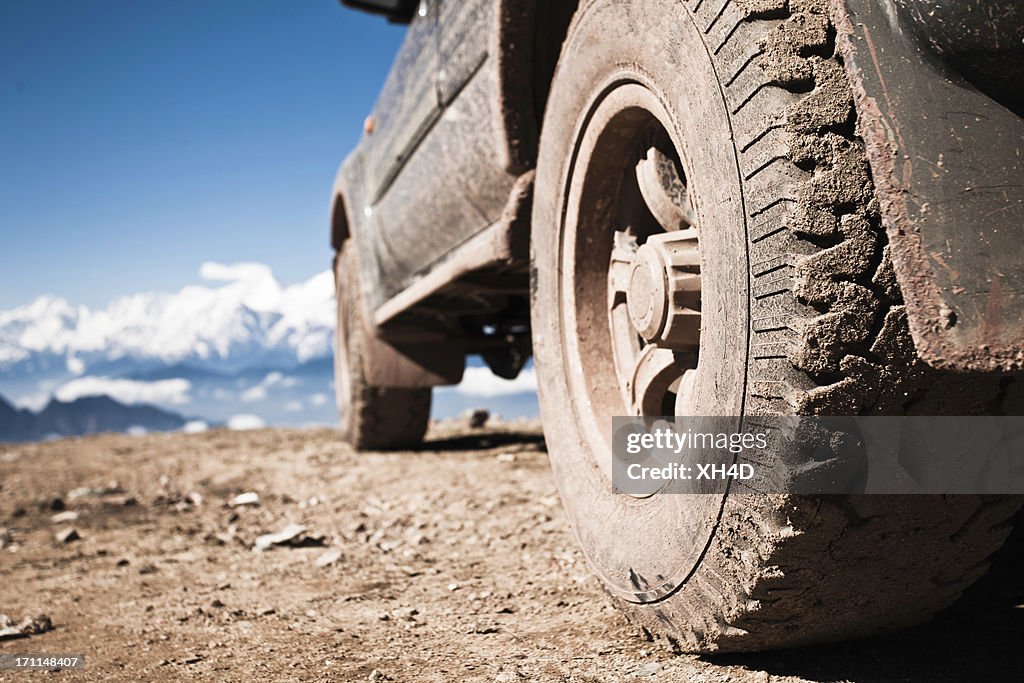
[0, 423, 1021, 682]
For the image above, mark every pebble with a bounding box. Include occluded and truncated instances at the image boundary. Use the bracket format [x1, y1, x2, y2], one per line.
[633, 662, 663, 677]
[254, 524, 325, 551]
[463, 408, 490, 429]
[0, 614, 53, 641]
[55, 527, 80, 544]
[229, 492, 260, 507]
[315, 548, 343, 567]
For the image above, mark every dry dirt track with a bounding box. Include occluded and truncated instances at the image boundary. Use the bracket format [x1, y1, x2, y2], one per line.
[0, 423, 1021, 682]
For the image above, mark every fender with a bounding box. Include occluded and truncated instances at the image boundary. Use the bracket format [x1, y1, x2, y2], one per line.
[330, 161, 464, 387]
[833, 0, 1024, 371]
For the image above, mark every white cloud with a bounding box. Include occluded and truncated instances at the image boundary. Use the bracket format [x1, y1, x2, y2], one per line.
[55, 376, 191, 405]
[283, 400, 303, 413]
[309, 392, 329, 407]
[14, 392, 50, 412]
[227, 414, 265, 430]
[66, 356, 85, 375]
[240, 371, 287, 402]
[240, 386, 267, 402]
[183, 420, 209, 434]
[198, 262, 274, 283]
[455, 366, 537, 398]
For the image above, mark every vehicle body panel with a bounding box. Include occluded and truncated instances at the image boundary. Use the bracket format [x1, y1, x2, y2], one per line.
[336, 0, 1024, 378]
[834, 0, 1024, 371]
[341, 0, 521, 315]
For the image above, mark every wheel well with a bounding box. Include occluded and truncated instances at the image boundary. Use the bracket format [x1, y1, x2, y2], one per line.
[330, 193, 351, 251]
[497, 0, 579, 173]
[530, 1, 579, 132]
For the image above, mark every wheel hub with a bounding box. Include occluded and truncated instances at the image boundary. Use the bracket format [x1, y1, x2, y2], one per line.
[625, 231, 701, 347]
[604, 147, 702, 417]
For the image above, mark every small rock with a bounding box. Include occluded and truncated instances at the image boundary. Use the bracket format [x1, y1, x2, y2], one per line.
[69, 482, 123, 499]
[447, 582, 460, 591]
[254, 524, 324, 551]
[116, 558, 130, 567]
[55, 527, 80, 544]
[38, 497, 64, 512]
[0, 626, 24, 641]
[393, 607, 419, 621]
[0, 615, 23, 641]
[632, 662, 663, 677]
[51, 510, 79, 524]
[0, 528, 11, 550]
[368, 669, 391, 682]
[254, 524, 307, 551]
[462, 408, 490, 429]
[0, 614, 54, 640]
[315, 548, 343, 568]
[229, 492, 260, 507]
[495, 452, 516, 463]
[19, 614, 53, 636]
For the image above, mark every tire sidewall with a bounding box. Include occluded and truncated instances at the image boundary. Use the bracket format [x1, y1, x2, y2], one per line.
[531, 0, 751, 600]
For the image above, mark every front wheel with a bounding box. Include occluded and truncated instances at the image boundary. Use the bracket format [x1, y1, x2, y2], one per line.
[530, 0, 1020, 652]
[333, 241, 431, 450]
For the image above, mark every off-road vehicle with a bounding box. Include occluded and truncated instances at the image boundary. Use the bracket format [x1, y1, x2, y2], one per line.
[331, 0, 1024, 652]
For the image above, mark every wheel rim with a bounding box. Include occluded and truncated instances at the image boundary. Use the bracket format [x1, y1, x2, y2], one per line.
[561, 83, 703, 484]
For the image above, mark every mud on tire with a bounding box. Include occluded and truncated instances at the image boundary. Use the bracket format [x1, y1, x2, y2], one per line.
[530, 0, 1022, 652]
[334, 242, 431, 450]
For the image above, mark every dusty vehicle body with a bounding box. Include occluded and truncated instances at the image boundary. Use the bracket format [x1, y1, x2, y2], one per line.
[332, 0, 1024, 652]
[333, 0, 1024, 384]
[332, 0, 574, 387]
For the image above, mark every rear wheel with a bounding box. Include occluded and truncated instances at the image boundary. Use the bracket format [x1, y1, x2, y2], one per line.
[334, 241, 431, 450]
[530, 0, 1020, 652]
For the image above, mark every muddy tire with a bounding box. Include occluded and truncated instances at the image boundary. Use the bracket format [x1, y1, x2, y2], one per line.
[530, 0, 1021, 652]
[334, 242, 431, 450]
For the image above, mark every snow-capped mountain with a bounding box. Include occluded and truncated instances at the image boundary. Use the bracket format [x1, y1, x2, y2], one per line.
[0, 262, 539, 435]
[0, 262, 335, 377]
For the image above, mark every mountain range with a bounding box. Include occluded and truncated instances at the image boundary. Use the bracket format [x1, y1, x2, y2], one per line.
[0, 262, 335, 378]
[0, 262, 539, 437]
[0, 392, 191, 442]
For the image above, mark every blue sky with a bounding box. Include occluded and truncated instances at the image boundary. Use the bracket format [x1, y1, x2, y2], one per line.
[0, 0, 405, 310]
